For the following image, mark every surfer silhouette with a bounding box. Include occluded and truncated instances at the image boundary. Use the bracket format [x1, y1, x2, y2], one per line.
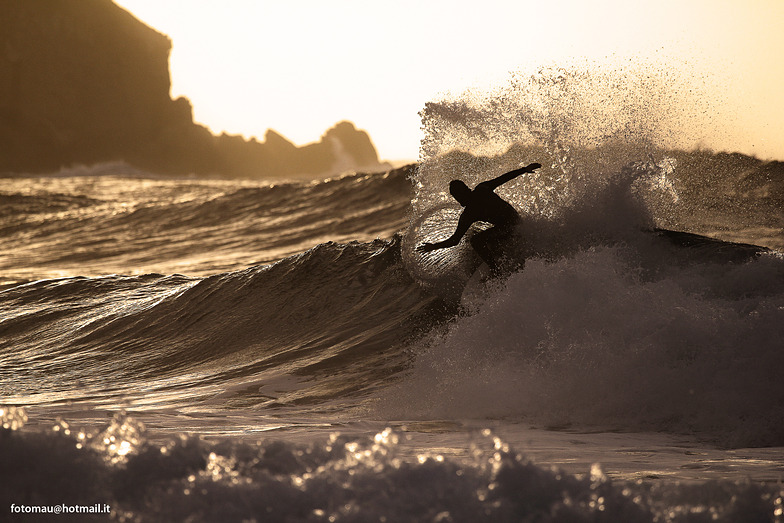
[416, 162, 541, 276]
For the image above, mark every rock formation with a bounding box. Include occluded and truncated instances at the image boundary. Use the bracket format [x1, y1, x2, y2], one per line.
[0, 0, 381, 177]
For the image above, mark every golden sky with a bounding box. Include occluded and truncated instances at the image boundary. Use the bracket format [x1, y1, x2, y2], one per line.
[115, 0, 784, 161]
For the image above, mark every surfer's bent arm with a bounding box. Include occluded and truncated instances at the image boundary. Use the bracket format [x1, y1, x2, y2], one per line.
[417, 212, 474, 253]
[480, 162, 541, 191]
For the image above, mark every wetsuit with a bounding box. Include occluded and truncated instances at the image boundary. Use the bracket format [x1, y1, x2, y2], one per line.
[417, 163, 540, 275]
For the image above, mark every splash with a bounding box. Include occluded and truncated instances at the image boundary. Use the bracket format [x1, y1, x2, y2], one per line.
[90, 411, 146, 465]
[0, 405, 28, 430]
[385, 245, 784, 447]
[412, 61, 721, 219]
[395, 61, 784, 447]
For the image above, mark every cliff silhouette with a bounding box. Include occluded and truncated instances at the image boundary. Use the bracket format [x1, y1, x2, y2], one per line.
[0, 0, 381, 177]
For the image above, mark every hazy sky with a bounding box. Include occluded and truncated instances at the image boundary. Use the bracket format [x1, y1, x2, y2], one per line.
[115, 0, 784, 161]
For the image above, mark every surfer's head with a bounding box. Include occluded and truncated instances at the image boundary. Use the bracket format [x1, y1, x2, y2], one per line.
[449, 180, 471, 206]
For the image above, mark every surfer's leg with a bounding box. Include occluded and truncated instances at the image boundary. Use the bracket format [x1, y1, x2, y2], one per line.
[470, 228, 502, 276]
[504, 228, 525, 273]
[471, 226, 525, 277]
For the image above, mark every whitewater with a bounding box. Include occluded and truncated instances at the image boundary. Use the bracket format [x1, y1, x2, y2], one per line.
[2, 66, 784, 521]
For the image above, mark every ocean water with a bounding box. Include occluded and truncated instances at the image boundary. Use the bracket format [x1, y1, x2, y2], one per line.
[3, 67, 784, 521]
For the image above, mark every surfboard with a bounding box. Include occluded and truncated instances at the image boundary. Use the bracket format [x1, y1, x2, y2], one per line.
[651, 228, 769, 263]
[403, 205, 485, 301]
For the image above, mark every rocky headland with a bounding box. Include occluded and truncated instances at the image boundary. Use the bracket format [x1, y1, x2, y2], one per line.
[0, 0, 383, 178]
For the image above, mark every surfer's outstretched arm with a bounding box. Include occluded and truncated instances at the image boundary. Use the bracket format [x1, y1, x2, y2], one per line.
[416, 211, 474, 253]
[479, 162, 541, 191]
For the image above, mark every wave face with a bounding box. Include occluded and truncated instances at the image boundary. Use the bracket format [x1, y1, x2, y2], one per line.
[0, 236, 441, 417]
